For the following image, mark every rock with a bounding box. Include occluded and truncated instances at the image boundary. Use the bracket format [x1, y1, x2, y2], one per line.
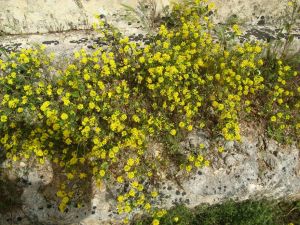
[1, 133, 299, 225]
[224, 154, 238, 167]
[19, 162, 26, 168]
[186, 131, 210, 150]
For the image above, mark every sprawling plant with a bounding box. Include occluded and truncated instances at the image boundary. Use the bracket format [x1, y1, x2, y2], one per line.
[0, 0, 299, 224]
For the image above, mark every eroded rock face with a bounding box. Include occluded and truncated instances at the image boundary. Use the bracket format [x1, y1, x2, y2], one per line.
[0, 0, 169, 35]
[0, 0, 299, 57]
[0, 134, 299, 225]
[160, 135, 300, 209]
[0, 0, 299, 35]
[213, 0, 296, 24]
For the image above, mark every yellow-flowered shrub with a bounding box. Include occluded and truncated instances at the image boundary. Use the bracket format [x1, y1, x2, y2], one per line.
[0, 0, 299, 223]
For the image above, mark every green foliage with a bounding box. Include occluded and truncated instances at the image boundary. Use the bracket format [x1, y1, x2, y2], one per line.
[134, 200, 300, 225]
[194, 200, 280, 225]
[0, 0, 299, 223]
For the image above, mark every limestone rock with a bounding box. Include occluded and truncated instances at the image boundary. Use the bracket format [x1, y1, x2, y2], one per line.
[0, 134, 299, 225]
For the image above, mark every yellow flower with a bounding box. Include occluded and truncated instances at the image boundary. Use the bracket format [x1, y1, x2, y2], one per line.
[218, 146, 224, 153]
[117, 195, 124, 202]
[117, 176, 124, 183]
[59, 203, 66, 212]
[144, 203, 151, 210]
[127, 158, 135, 166]
[132, 115, 140, 123]
[170, 129, 177, 136]
[124, 205, 132, 213]
[36, 150, 44, 157]
[186, 165, 192, 172]
[137, 184, 144, 191]
[271, 116, 277, 122]
[81, 57, 88, 64]
[67, 173, 74, 180]
[179, 122, 185, 128]
[77, 104, 84, 110]
[199, 122, 205, 128]
[188, 155, 195, 162]
[187, 125, 193, 131]
[74, 51, 80, 58]
[121, 114, 127, 121]
[151, 191, 158, 197]
[129, 189, 136, 197]
[199, 143, 205, 149]
[124, 165, 130, 172]
[204, 160, 210, 167]
[232, 24, 242, 35]
[127, 172, 135, 179]
[194, 161, 201, 167]
[40, 101, 51, 111]
[152, 219, 160, 225]
[139, 57, 145, 63]
[89, 102, 96, 109]
[0, 115, 8, 123]
[90, 90, 97, 97]
[83, 73, 90, 81]
[61, 113, 69, 120]
[208, 2, 215, 10]
[173, 217, 179, 222]
[17, 107, 24, 113]
[79, 173, 87, 179]
[100, 170, 106, 177]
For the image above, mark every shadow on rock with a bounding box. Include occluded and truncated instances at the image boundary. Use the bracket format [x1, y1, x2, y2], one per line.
[0, 157, 96, 225]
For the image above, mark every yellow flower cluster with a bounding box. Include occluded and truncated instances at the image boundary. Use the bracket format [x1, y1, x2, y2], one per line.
[0, 0, 299, 222]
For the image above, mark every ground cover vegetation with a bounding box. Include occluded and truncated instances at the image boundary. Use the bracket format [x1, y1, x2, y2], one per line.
[0, 0, 299, 224]
[133, 200, 300, 225]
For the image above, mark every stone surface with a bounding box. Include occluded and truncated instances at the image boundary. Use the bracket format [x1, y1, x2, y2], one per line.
[0, 24, 299, 60]
[0, 134, 299, 225]
[0, 0, 299, 35]
[0, 0, 169, 34]
[1, 0, 299, 57]
[213, 0, 296, 24]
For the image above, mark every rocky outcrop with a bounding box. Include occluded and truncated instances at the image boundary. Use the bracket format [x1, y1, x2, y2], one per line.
[0, 1, 299, 224]
[0, 133, 299, 225]
[0, 0, 299, 35]
[0, 0, 299, 57]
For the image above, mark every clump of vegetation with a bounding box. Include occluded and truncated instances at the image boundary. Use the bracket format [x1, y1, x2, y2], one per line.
[133, 200, 300, 225]
[0, 0, 299, 224]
